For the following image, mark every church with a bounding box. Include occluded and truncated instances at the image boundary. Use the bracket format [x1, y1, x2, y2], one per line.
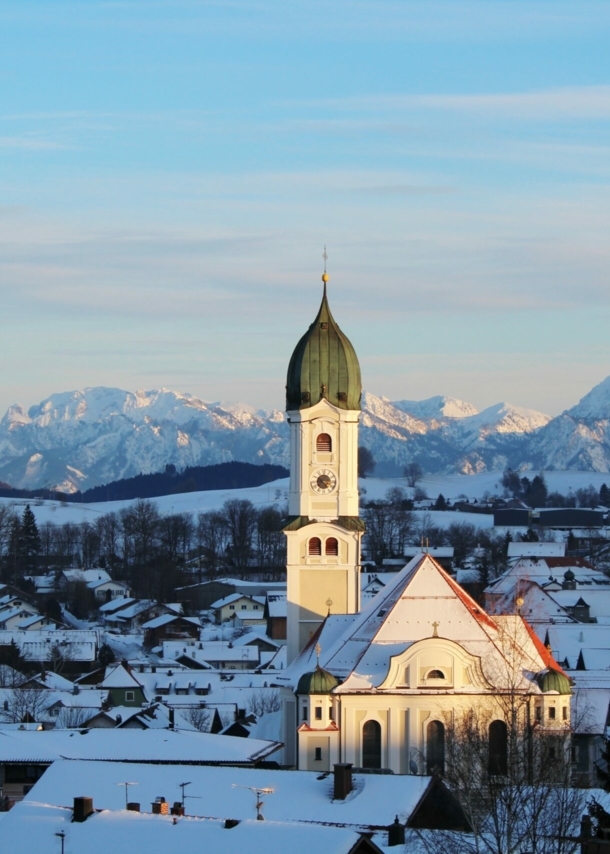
[275, 270, 572, 774]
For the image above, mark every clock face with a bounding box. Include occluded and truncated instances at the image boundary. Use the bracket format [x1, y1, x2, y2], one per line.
[310, 468, 337, 495]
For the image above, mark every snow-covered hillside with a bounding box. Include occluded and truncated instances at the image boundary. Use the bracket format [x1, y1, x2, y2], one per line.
[1, 378, 610, 492]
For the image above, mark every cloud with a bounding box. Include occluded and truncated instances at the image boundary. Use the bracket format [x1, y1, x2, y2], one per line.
[301, 85, 610, 121]
[0, 136, 71, 150]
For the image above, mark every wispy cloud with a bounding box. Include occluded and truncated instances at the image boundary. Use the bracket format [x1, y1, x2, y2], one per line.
[0, 136, 71, 150]
[300, 85, 610, 121]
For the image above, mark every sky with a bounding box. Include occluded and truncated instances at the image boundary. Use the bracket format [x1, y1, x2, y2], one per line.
[1, 1, 609, 419]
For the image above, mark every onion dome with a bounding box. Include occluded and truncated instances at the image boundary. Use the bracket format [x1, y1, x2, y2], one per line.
[536, 668, 572, 695]
[296, 665, 339, 695]
[286, 283, 361, 412]
[564, 569, 575, 581]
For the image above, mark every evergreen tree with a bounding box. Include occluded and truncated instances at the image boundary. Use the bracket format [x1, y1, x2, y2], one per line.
[600, 483, 610, 507]
[434, 493, 447, 511]
[18, 504, 41, 572]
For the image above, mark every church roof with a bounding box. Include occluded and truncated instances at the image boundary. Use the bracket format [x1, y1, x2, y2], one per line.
[281, 553, 566, 695]
[286, 286, 361, 412]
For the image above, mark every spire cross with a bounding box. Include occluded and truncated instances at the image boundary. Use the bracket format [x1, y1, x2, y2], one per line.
[315, 643, 322, 666]
[431, 621, 440, 637]
[322, 245, 328, 273]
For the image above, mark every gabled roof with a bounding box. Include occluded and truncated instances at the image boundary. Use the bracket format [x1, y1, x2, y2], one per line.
[100, 663, 144, 690]
[284, 553, 563, 693]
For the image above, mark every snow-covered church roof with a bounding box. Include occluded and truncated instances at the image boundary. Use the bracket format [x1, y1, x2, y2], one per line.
[278, 553, 565, 695]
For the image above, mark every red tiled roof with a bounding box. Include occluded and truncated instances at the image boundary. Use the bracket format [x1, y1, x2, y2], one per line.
[521, 617, 567, 676]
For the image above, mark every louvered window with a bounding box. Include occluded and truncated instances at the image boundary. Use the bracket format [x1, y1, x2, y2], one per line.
[316, 433, 332, 452]
[325, 538, 339, 556]
[309, 538, 322, 556]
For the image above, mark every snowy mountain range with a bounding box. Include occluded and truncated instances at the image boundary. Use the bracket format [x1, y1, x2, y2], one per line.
[2, 378, 610, 492]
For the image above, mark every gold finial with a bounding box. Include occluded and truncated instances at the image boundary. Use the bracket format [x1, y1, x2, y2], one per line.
[322, 245, 329, 284]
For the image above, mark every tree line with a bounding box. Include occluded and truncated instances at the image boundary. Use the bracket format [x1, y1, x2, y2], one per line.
[0, 498, 287, 605]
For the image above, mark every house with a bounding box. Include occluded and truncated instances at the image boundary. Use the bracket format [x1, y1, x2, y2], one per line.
[175, 578, 286, 611]
[0, 629, 99, 673]
[142, 614, 201, 649]
[211, 593, 266, 625]
[61, 569, 132, 603]
[277, 553, 571, 773]
[98, 663, 147, 707]
[104, 600, 172, 632]
[162, 640, 259, 671]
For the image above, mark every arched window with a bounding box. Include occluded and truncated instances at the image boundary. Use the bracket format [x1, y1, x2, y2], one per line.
[316, 433, 332, 452]
[308, 537, 322, 556]
[362, 720, 382, 769]
[325, 538, 339, 556]
[426, 720, 445, 775]
[427, 669, 445, 679]
[488, 720, 508, 775]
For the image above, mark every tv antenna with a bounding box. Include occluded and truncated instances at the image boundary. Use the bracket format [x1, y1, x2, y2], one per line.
[179, 781, 201, 814]
[117, 781, 138, 809]
[231, 784, 275, 820]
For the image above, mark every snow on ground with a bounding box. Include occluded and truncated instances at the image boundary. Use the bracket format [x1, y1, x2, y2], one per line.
[1, 470, 608, 528]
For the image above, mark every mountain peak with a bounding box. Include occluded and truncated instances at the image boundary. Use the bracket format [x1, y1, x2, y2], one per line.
[568, 375, 610, 420]
[391, 395, 479, 420]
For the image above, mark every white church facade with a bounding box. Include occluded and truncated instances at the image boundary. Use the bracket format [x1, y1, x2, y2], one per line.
[277, 274, 572, 774]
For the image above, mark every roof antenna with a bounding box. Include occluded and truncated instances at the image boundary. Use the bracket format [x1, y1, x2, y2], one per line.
[232, 784, 275, 821]
[322, 246, 329, 292]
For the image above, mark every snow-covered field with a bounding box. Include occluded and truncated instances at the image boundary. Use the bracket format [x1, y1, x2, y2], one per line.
[2, 470, 608, 527]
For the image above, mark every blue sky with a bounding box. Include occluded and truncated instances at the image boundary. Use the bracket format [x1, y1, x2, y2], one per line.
[1, 1, 609, 417]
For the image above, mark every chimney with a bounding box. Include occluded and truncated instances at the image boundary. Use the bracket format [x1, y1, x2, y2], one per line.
[169, 708, 175, 729]
[333, 763, 353, 800]
[127, 802, 140, 812]
[151, 797, 169, 815]
[73, 796, 94, 822]
[388, 816, 406, 847]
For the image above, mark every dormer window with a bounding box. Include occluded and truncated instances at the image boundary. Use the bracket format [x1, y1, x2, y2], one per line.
[316, 433, 332, 452]
[427, 669, 445, 680]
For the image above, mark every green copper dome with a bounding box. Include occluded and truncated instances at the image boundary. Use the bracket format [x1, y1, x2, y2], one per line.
[286, 286, 361, 412]
[536, 668, 573, 695]
[296, 665, 339, 695]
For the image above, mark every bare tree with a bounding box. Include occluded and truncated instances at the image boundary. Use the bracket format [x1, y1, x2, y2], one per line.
[184, 706, 212, 732]
[248, 689, 281, 717]
[2, 687, 52, 723]
[54, 705, 92, 728]
[404, 462, 424, 487]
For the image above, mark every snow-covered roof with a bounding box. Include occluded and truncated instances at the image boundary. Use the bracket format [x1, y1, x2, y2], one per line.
[0, 728, 281, 764]
[141, 614, 200, 630]
[109, 600, 155, 619]
[16, 614, 56, 629]
[99, 597, 136, 613]
[163, 641, 259, 664]
[0, 802, 377, 854]
[265, 594, 286, 618]
[64, 568, 111, 584]
[211, 593, 265, 609]
[88, 578, 129, 591]
[507, 542, 566, 558]
[24, 757, 431, 828]
[280, 554, 559, 693]
[100, 663, 144, 689]
[0, 629, 98, 662]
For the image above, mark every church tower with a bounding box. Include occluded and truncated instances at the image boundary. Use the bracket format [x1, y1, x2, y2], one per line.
[284, 270, 364, 662]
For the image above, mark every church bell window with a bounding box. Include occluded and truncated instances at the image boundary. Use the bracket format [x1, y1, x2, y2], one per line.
[316, 433, 332, 452]
[325, 538, 339, 556]
[309, 538, 322, 556]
